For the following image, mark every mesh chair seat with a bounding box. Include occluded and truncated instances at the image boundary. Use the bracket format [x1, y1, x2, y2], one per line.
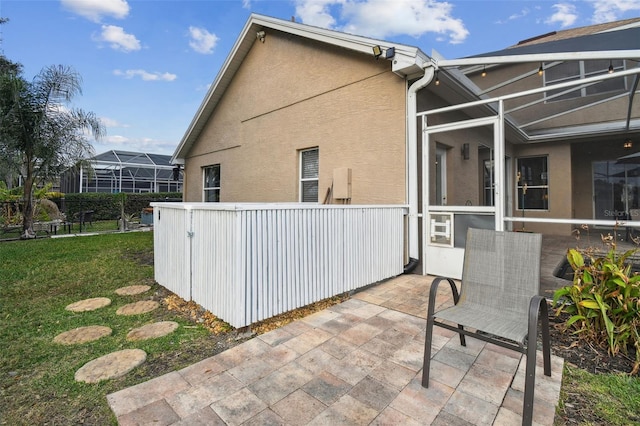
[435, 302, 528, 345]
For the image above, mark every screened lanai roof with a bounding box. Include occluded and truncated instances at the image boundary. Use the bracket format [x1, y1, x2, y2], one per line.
[70, 150, 181, 194]
[93, 150, 174, 169]
[431, 19, 640, 144]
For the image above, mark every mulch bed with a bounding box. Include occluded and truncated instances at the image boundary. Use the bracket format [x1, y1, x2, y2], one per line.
[549, 313, 637, 376]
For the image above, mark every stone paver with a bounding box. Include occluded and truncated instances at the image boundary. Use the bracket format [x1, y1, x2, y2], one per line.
[127, 321, 179, 341]
[75, 348, 147, 383]
[107, 275, 564, 425]
[116, 300, 159, 315]
[53, 325, 112, 344]
[65, 297, 111, 312]
[115, 284, 151, 296]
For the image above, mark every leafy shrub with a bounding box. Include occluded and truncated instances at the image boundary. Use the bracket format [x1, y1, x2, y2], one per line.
[553, 238, 640, 375]
[61, 192, 182, 221]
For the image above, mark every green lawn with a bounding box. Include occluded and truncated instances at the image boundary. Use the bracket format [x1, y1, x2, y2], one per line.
[556, 365, 640, 425]
[0, 232, 215, 425]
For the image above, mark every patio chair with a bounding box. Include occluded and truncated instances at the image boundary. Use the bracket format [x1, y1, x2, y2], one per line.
[68, 210, 94, 233]
[421, 228, 550, 426]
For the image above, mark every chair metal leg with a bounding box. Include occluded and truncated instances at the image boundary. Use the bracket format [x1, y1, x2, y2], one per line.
[523, 295, 552, 425]
[423, 277, 463, 388]
[539, 299, 551, 377]
[523, 337, 536, 426]
[422, 313, 435, 387]
[445, 279, 466, 347]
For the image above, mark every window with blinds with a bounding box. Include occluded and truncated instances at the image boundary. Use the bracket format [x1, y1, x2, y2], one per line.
[544, 59, 626, 101]
[203, 164, 220, 202]
[300, 148, 319, 202]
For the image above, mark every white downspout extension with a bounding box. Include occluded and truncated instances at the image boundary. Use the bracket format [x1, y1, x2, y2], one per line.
[407, 65, 435, 261]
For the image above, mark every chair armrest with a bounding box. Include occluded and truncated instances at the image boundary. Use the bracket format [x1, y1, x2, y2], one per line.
[528, 295, 548, 330]
[528, 294, 551, 376]
[429, 277, 461, 308]
[428, 277, 465, 347]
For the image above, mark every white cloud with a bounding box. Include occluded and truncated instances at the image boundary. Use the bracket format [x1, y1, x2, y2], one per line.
[588, 0, 640, 23]
[242, 0, 252, 9]
[105, 135, 130, 144]
[95, 25, 141, 52]
[545, 3, 578, 28]
[113, 69, 177, 81]
[495, 8, 530, 24]
[61, 0, 130, 23]
[295, 0, 340, 29]
[188, 26, 219, 54]
[294, 0, 469, 44]
[100, 117, 129, 128]
[94, 135, 176, 155]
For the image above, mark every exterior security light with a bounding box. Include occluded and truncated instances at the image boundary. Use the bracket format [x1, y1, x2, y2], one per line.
[372, 45, 382, 59]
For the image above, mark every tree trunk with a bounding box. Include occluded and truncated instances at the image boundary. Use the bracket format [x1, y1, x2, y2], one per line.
[21, 174, 36, 239]
[119, 198, 126, 232]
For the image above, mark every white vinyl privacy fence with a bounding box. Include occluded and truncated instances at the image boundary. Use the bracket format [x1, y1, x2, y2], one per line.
[151, 203, 407, 328]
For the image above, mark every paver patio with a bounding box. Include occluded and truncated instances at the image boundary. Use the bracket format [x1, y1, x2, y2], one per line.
[107, 274, 563, 425]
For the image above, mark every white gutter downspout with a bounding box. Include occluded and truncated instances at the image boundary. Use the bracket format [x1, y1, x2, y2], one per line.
[406, 65, 435, 263]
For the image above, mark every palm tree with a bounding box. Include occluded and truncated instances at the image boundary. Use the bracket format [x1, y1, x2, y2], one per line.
[0, 64, 104, 238]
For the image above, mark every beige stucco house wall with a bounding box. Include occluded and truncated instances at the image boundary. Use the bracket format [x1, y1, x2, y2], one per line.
[182, 29, 408, 205]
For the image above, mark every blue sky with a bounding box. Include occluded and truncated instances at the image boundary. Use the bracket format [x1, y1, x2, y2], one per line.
[2, 0, 639, 156]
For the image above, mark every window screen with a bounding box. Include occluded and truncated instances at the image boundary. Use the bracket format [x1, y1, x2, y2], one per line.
[300, 148, 319, 202]
[203, 164, 220, 202]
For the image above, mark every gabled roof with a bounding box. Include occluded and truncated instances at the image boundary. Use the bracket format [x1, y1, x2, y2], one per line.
[513, 17, 640, 48]
[171, 13, 429, 163]
[471, 24, 640, 58]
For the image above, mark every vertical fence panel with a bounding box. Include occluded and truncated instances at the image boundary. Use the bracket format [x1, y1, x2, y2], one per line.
[152, 203, 407, 328]
[152, 205, 191, 301]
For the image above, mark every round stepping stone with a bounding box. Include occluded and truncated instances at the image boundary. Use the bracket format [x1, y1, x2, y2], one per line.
[65, 297, 111, 312]
[126, 321, 179, 341]
[116, 300, 159, 316]
[115, 284, 151, 296]
[53, 325, 112, 345]
[75, 349, 147, 383]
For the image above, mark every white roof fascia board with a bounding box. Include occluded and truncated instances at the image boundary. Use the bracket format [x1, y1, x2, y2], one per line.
[171, 13, 426, 163]
[436, 50, 640, 68]
[253, 15, 426, 69]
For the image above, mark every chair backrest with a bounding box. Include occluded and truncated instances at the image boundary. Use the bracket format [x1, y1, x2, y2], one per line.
[460, 228, 542, 316]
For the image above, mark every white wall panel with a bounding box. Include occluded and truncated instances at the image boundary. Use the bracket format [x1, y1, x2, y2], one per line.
[151, 203, 407, 328]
